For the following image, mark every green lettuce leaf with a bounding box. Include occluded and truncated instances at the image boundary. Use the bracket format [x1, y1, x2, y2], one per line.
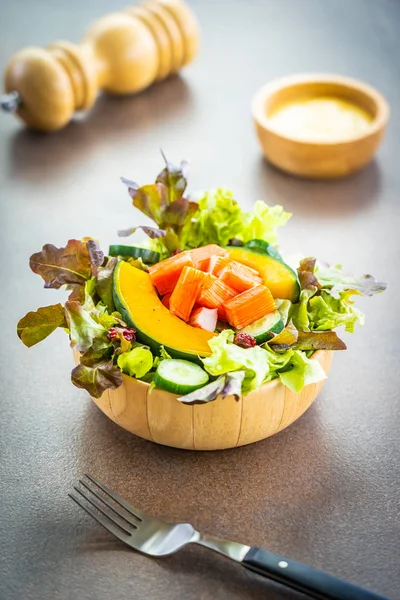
[275, 299, 292, 326]
[117, 347, 154, 378]
[64, 301, 108, 353]
[241, 201, 291, 245]
[308, 290, 365, 333]
[17, 304, 67, 347]
[290, 288, 318, 331]
[201, 330, 326, 397]
[181, 188, 244, 248]
[71, 360, 122, 398]
[315, 262, 387, 298]
[202, 330, 281, 393]
[278, 351, 327, 393]
[96, 257, 117, 312]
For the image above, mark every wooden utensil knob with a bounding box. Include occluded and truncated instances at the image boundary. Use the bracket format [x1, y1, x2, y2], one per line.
[2, 0, 200, 131]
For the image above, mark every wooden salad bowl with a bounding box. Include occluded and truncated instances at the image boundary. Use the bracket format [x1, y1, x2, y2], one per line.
[81, 350, 333, 451]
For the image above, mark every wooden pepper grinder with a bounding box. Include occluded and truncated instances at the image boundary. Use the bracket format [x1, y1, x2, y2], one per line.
[1, 0, 199, 131]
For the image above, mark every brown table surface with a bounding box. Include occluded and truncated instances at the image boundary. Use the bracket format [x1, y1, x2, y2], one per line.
[1, 1, 399, 599]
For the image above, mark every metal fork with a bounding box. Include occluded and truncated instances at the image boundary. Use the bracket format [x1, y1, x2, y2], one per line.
[70, 475, 389, 600]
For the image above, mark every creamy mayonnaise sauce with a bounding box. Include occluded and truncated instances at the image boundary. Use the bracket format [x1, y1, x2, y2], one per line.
[268, 96, 373, 141]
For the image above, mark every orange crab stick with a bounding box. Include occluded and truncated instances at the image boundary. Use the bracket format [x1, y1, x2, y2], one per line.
[148, 253, 194, 295]
[197, 274, 237, 309]
[225, 284, 276, 329]
[169, 267, 206, 322]
[189, 307, 218, 332]
[208, 255, 231, 276]
[190, 244, 229, 271]
[220, 260, 262, 292]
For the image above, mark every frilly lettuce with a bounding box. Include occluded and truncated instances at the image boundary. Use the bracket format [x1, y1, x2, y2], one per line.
[202, 330, 326, 394]
[308, 291, 365, 333]
[240, 201, 291, 245]
[202, 330, 272, 393]
[278, 350, 327, 392]
[120, 156, 290, 255]
[180, 190, 291, 250]
[315, 262, 387, 298]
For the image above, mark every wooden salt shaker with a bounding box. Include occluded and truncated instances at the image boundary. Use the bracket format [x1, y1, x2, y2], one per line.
[1, 0, 200, 131]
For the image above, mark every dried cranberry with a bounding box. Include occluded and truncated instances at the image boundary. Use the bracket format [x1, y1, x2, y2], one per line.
[172, 249, 183, 256]
[233, 332, 257, 348]
[122, 328, 136, 342]
[228, 238, 244, 247]
[107, 327, 118, 340]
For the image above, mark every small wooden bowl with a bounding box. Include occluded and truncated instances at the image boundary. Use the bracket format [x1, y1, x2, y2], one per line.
[83, 350, 332, 451]
[252, 74, 389, 179]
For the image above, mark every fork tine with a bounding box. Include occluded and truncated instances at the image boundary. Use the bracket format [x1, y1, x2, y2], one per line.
[84, 473, 144, 522]
[79, 479, 138, 528]
[68, 493, 132, 541]
[72, 486, 132, 536]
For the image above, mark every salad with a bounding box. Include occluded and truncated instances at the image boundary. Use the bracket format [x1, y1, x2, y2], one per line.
[17, 155, 386, 404]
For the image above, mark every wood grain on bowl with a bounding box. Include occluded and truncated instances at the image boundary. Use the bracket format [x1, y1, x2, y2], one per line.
[74, 350, 333, 450]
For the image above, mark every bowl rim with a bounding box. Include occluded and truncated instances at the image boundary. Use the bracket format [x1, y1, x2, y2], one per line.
[252, 73, 390, 146]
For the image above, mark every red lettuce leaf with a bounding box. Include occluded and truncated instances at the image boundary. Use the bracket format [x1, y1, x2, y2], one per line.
[298, 257, 320, 291]
[162, 197, 197, 227]
[177, 376, 225, 405]
[129, 183, 168, 223]
[316, 262, 387, 298]
[222, 371, 245, 400]
[268, 320, 299, 350]
[29, 239, 103, 296]
[177, 371, 245, 405]
[292, 330, 347, 351]
[120, 154, 196, 248]
[71, 360, 122, 398]
[156, 152, 189, 204]
[118, 225, 166, 238]
[86, 240, 105, 274]
[17, 304, 67, 347]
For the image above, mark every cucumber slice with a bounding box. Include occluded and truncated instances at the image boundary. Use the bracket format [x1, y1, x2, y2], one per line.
[109, 245, 160, 264]
[154, 359, 209, 394]
[239, 310, 284, 343]
[244, 239, 283, 262]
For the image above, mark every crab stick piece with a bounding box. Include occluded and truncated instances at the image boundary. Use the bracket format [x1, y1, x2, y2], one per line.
[189, 307, 218, 332]
[169, 267, 206, 322]
[225, 284, 276, 329]
[149, 252, 194, 295]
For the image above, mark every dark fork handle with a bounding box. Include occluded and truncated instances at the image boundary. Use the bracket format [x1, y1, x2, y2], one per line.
[242, 547, 389, 600]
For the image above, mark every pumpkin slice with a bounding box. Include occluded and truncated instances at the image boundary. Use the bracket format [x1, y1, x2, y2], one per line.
[113, 261, 215, 362]
[227, 246, 300, 302]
